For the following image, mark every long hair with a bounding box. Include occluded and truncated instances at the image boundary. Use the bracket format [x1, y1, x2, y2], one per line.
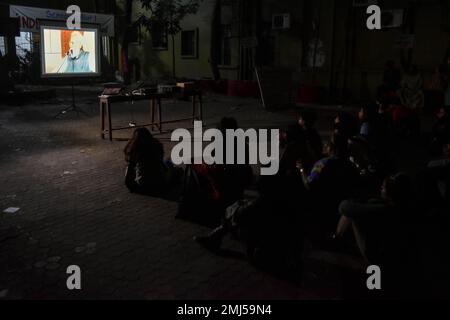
[361, 103, 379, 124]
[124, 128, 157, 163]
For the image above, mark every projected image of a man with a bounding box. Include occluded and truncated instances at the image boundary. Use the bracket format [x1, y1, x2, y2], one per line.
[58, 31, 92, 73]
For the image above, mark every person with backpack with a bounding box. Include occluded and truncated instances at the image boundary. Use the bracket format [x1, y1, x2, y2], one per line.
[124, 128, 175, 196]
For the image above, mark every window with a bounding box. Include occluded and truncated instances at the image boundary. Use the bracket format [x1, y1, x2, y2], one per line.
[219, 24, 232, 66]
[181, 29, 198, 58]
[0, 36, 5, 57]
[15, 31, 33, 61]
[152, 23, 168, 50]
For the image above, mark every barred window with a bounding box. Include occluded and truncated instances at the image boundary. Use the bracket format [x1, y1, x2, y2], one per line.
[15, 31, 33, 61]
[0, 36, 6, 57]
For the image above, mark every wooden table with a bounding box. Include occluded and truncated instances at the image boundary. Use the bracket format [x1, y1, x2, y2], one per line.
[99, 90, 203, 141]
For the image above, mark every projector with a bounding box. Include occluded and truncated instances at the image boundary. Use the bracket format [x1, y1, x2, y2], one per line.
[101, 83, 125, 96]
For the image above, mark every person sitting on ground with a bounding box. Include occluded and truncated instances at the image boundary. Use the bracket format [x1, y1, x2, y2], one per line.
[358, 102, 396, 174]
[216, 117, 254, 208]
[335, 172, 419, 297]
[124, 128, 176, 195]
[431, 107, 450, 156]
[378, 60, 402, 99]
[300, 111, 323, 161]
[193, 168, 306, 255]
[335, 173, 415, 264]
[298, 133, 360, 229]
[285, 110, 323, 162]
[178, 117, 253, 225]
[358, 103, 380, 140]
[281, 111, 323, 174]
[375, 100, 396, 171]
[376, 100, 394, 146]
[334, 111, 359, 142]
[388, 96, 412, 136]
[427, 152, 450, 208]
[425, 66, 446, 114]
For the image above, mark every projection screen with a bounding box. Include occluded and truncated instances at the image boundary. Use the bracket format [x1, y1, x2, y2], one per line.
[40, 24, 101, 78]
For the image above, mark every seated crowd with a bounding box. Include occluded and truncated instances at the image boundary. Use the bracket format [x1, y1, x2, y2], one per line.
[122, 95, 450, 298]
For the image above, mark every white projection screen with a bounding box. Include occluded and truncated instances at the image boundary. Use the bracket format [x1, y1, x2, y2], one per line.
[40, 24, 101, 78]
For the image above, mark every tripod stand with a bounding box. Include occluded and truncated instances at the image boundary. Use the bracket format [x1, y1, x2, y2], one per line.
[54, 83, 89, 118]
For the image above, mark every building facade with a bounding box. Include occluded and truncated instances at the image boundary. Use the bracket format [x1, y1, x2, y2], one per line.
[121, 0, 450, 102]
[2, 0, 450, 103]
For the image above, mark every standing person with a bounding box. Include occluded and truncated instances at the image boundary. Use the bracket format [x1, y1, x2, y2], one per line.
[124, 128, 172, 195]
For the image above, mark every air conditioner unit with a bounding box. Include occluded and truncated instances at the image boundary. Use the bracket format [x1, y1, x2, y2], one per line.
[353, 0, 378, 7]
[381, 10, 404, 28]
[272, 14, 290, 30]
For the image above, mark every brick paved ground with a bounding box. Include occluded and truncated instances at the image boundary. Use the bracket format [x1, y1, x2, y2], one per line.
[0, 87, 429, 300]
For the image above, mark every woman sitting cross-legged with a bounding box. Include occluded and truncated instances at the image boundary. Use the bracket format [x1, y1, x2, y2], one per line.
[193, 167, 306, 259]
[124, 128, 178, 196]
